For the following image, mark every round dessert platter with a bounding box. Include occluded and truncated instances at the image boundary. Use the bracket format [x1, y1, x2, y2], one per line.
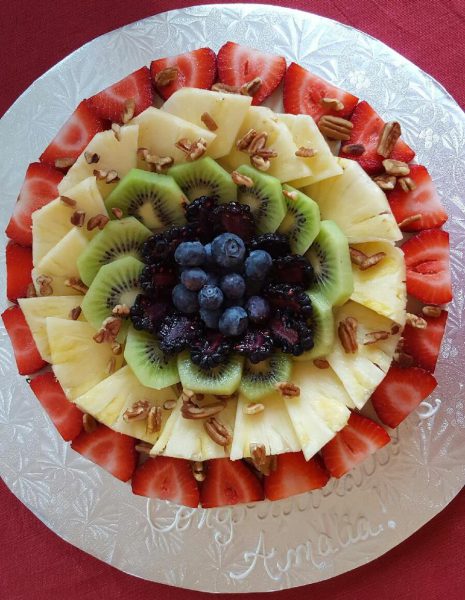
[0, 4, 464, 594]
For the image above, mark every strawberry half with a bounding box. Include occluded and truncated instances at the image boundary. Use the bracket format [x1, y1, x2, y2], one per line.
[200, 458, 264, 508]
[1, 305, 47, 375]
[5, 162, 63, 246]
[132, 456, 199, 508]
[217, 41, 286, 105]
[403, 310, 448, 372]
[321, 412, 390, 478]
[371, 365, 437, 428]
[30, 372, 83, 441]
[402, 229, 452, 305]
[264, 452, 329, 501]
[6, 242, 33, 302]
[40, 100, 105, 168]
[340, 101, 415, 174]
[151, 48, 217, 101]
[71, 424, 136, 482]
[387, 165, 448, 231]
[87, 66, 153, 123]
[283, 62, 359, 121]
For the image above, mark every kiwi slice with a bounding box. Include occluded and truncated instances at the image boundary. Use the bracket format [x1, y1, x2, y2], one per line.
[236, 164, 286, 234]
[240, 353, 292, 401]
[278, 185, 320, 255]
[104, 168, 187, 231]
[293, 292, 334, 361]
[168, 157, 237, 204]
[177, 351, 243, 395]
[305, 220, 354, 307]
[77, 217, 151, 286]
[81, 255, 144, 341]
[124, 326, 180, 389]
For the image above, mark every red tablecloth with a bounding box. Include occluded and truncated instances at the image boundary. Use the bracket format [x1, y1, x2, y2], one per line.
[1, 2, 464, 599]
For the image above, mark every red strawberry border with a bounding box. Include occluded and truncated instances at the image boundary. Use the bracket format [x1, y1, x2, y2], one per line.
[2, 42, 452, 509]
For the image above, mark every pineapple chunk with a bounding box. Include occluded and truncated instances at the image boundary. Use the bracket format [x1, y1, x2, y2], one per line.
[58, 125, 139, 198]
[130, 107, 216, 166]
[75, 365, 175, 444]
[350, 241, 407, 325]
[32, 177, 107, 265]
[305, 158, 402, 242]
[152, 395, 237, 461]
[230, 392, 301, 460]
[18, 296, 83, 361]
[162, 88, 252, 158]
[46, 317, 123, 400]
[278, 113, 343, 186]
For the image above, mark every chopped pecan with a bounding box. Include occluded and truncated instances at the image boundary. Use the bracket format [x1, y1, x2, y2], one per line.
[175, 137, 207, 161]
[111, 122, 121, 141]
[112, 304, 130, 317]
[60, 195, 77, 207]
[382, 158, 410, 176]
[249, 443, 274, 475]
[87, 214, 110, 231]
[162, 399, 177, 411]
[64, 277, 88, 294]
[398, 214, 422, 230]
[121, 98, 136, 124]
[406, 313, 427, 329]
[84, 151, 100, 165]
[377, 121, 401, 158]
[69, 306, 82, 321]
[244, 402, 265, 415]
[191, 461, 206, 482]
[236, 128, 257, 151]
[36, 275, 53, 296]
[341, 143, 365, 156]
[204, 417, 232, 447]
[155, 67, 179, 87]
[211, 82, 242, 94]
[318, 115, 353, 140]
[313, 358, 330, 369]
[93, 169, 120, 184]
[349, 247, 368, 267]
[398, 176, 417, 192]
[320, 97, 345, 111]
[247, 132, 268, 155]
[359, 252, 386, 270]
[55, 157, 76, 169]
[83, 414, 97, 433]
[231, 170, 254, 187]
[26, 283, 37, 298]
[422, 305, 442, 318]
[181, 399, 225, 420]
[111, 341, 123, 355]
[93, 316, 122, 344]
[201, 112, 218, 131]
[338, 317, 358, 353]
[142, 151, 174, 173]
[364, 331, 390, 345]
[123, 400, 151, 422]
[147, 406, 162, 433]
[106, 356, 117, 374]
[276, 381, 300, 397]
[373, 174, 397, 191]
[111, 207, 123, 219]
[295, 146, 316, 158]
[283, 189, 298, 201]
[70, 210, 86, 227]
[241, 77, 262, 96]
[250, 154, 270, 171]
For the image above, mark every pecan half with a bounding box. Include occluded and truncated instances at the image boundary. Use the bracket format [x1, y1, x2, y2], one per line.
[231, 170, 254, 187]
[60, 195, 77, 207]
[244, 402, 265, 415]
[382, 158, 410, 176]
[204, 417, 232, 447]
[147, 406, 162, 433]
[295, 146, 316, 158]
[69, 306, 82, 320]
[201, 112, 218, 131]
[422, 305, 442, 318]
[363, 330, 390, 345]
[318, 115, 353, 140]
[320, 97, 345, 111]
[181, 399, 226, 420]
[397, 214, 422, 230]
[249, 443, 274, 476]
[276, 381, 300, 398]
[398, 176, 417, 192]
[70, 210, 86, 227]
[373, 174, 397, 191]
[236, 128, 257, 151]
[406, 313, 427, 329]
[377, 121, 401, 158]
[341, 143, 365, 156]
[338, 317, 358, 353]
[154, 67, 179, 87]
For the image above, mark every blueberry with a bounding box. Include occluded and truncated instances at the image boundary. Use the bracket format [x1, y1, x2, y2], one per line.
[211, 233, 246, 270]
[174, 241, 206, 267]
[246, 296, 270, 324]
[245, 249, 272, 280]
[220, 273, 246, 300]
[219, 306, 248, 337]
[172, 284, 199, 314]
[198, 285, 224, 310]
[204, 243, 215, 266]
[200, 308, 221, 329]
[181, 268, 207, 291]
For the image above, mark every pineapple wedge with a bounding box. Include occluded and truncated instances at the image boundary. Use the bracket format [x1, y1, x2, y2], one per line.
[162, 87, 252, 159]
[75, 365, 175, 445]
[350, 241, 407, 325]
[46, 317, 123, 400]
[305, 158, 402, 243]
[32, 177, 107, 265]
[221, 106, 313, 182]
[284, 362, 352, 460]
[130, 107, 216, 166]
[327, 301, 401, 409]
[230, 391, 301, 460]
[278, 113, 343, 187]
[58, 125, 139, 198]
[152, 395, 238, 461]
[18, 296, 83, 361]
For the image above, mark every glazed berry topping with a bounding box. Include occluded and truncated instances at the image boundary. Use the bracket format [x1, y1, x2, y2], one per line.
[213, 202, 256, 242]
[139, 263, 178, 296]
[185, 195, 218, 241]
[270, 311, 314, 355]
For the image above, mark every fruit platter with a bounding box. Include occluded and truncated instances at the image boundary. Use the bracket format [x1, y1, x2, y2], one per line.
[1, 5, 464, 593]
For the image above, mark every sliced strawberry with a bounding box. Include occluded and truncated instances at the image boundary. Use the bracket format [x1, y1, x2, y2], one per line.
[217, 41, 286, 105]
[402, 229, 452, 305]
[321, 412, 390, 478]
[88, 66, 153, 123]
[71, 424, 136, 482]
[387, 165, 448, 231]
[283, 62, 358, 121]
[151, 47, 217, 101]
[6, 242, 33, 302]
[371, 365, 437, 428]
[30, 372, 83, 441]
[264, 452, 329, 501]
[5, 162, 63, 246]
[200, 458, 264, 508]
[40, 100, 105, 168]
[1, 306, 47, 375]
[403, 310, 448, 372]
[340, 101, 415, 174]
[132, 456, 199, 508]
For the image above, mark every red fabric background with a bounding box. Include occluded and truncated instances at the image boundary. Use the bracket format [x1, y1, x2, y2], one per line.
[1, 1, 464, 598]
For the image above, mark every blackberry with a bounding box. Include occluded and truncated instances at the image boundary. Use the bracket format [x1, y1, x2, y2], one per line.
[185, 196, 218, 242]
[139, 263, 178, 295]
[158, 314, 203, 354]
[249, 233, 291, 258]
[270, 311, 314, 356]
[271, 255, 314, 288]
[191, 332, 232, 369]
[234, 328, 274, 363]
[130, 294, 171, 334]
[141, 225, 196, 263]
[263, 283, 313, 318]
[213, 202, 256, 242]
